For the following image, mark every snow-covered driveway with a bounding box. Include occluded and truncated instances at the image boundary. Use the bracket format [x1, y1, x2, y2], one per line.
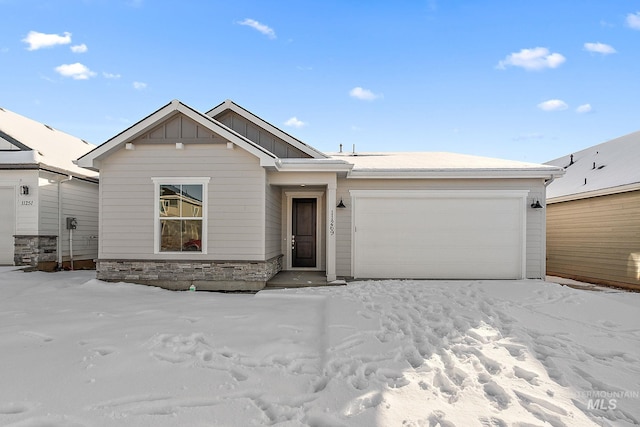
[0, 268, 638, 426]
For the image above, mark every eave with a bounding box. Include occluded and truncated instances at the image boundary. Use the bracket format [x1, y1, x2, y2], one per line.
[547, 181, 640, 204]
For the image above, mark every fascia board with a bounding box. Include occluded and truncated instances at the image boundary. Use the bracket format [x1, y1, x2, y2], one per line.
[207, 100, 327, 159]
[346, 169, 565, 179]
[547, 182, 640, 204]
[274, 159, 353, 172]
[77, 100, 277, 170]
[77, 100, 178, 168]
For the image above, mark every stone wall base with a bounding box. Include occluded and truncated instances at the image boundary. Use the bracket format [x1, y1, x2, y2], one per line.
[96, 256, 283, 291]
[14, 235, 57, 268]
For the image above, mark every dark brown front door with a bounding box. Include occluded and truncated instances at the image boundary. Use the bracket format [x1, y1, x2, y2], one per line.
[292, 198, 316, 268]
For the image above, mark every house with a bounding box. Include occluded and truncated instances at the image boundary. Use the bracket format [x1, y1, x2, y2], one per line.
[545, 131, 640, 290]
[77, 99, 564, 290]
[0, 107, 99, 270]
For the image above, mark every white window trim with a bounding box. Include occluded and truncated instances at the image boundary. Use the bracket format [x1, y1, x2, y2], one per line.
[152, 177, 210, 255]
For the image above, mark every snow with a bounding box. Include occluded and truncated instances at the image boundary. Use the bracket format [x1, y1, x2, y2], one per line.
[1, 268, 639, 426]
[329, 152, 563, 173]
[0, 107, 97, 178]
[545, 130, 640, 200]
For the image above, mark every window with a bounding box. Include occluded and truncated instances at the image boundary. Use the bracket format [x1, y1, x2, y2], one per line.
[153, 178, 209, 253]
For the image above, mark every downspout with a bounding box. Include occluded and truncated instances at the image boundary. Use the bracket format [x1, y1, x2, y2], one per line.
[57, 175, 73, 269]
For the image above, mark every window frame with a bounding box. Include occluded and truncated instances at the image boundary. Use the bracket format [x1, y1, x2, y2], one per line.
[152, 177, 210, 255]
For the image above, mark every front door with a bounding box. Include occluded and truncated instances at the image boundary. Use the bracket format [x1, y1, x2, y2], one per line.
[292, 198, 316, 268]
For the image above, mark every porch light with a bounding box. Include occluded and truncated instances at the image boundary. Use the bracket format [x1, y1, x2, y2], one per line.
[20, 185, 29, 195]
[337, 198, 346, 208]
[530, 200, 543, 209]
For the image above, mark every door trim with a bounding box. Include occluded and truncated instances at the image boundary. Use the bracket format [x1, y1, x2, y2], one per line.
[284, 191, 324, 271]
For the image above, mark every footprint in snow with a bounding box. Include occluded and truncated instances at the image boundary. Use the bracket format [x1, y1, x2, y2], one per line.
[20, 331, 54, 342]
[513, 366, 539, 386]
[0, 401, 36, 414]
[483, 380, 511, 410]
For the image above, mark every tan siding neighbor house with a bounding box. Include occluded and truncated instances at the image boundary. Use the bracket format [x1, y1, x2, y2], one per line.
[546, 131, 640, 290]
[78, 99, 564, 290]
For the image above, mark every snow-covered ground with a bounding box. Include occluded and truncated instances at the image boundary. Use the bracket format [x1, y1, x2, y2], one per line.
[1, 268, 638, 427]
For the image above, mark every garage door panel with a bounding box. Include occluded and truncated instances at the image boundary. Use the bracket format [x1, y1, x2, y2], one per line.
[353, 193, 524, 279]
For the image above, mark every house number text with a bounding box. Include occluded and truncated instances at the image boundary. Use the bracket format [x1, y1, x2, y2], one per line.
[21, 200, 34, 206]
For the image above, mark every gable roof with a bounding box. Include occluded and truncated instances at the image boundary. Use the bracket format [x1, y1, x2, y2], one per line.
[545, 130, 640, 201]
[77, 100, 279, 171]
[206, 100, 327, 159]
[330, 152, 564, 179]
[0, 106, 97, 178]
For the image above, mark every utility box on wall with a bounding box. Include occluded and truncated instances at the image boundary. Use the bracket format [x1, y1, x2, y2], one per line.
[66, 217, 77, 230]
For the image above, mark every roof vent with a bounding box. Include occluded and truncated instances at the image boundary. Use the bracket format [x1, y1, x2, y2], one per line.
[0, 107, 5, 112]
[81, 139, 89, 145]
[44, 124, 54, 131]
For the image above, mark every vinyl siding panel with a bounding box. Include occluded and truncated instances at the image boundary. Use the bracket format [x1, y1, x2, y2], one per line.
[265, 183, 283, 259]
[547, 190, 640, 288]
[1, 169, 39, 235]
[59, 179, 98, 261]
[98, 133, 266, 261]
[335, 178, 546, 279]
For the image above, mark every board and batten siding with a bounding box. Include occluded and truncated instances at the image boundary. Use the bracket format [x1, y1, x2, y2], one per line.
[335, 178, 546, 279]
[99, 136, 267, 261]
[215, 111, 310, 159]
[547, 190, 640, 289]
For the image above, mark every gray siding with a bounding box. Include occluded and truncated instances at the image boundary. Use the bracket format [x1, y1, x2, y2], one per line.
[265, 183, 282, 259]
[335, 178, 547, 279]
[215, 111, 310, 159]
[59, 178, 99, 261]
[38, 171, 99, 261]
[99, 117, 267, 261]
[547, 190, 640, 289]
[1, 169, 39, 235]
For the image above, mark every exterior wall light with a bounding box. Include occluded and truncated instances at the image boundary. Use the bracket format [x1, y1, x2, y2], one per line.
[20, 185, 29, 195]
[337, 198, 346, 208]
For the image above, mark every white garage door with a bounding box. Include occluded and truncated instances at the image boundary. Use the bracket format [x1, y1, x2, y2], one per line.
[0, 187, 15, 265]
[352, 190, 527, 279]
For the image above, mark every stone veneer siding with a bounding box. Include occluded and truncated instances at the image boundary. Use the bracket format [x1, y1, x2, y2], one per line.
[96, 255, 283, 291]
[14, 235, 57, 268]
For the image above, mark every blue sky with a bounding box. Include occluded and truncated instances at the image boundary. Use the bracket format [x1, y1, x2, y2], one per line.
[1, 0, 639, 163]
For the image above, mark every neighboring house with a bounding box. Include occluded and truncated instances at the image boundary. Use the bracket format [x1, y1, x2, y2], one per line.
[0, 107, 99, 270]
[78, 99, 564, 290]
[545, 131, 640, 290]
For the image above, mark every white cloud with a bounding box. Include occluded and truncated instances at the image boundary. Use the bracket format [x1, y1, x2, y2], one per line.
[626, 12, 640, 29]
[576, 104, 592, 113]
[103, 72, 121, 79]
[349, 86, 382, 101]
[54, 63, 96, 80]
[584, 42, 616, 54]
[70, 43, 88, 53]
[23, 31, 72, 51]
[237, 18, 276, 39]
[133, 81, 147, 90]
[284, 117, 306, 128]
[496, 47, 565, 71]
[537, 99, 568, 111]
